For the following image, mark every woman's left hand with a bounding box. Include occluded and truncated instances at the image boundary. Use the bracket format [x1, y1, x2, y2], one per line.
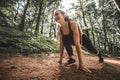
[77, 66, 92, 73]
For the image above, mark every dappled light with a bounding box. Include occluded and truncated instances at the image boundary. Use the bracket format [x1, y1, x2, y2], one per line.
[0, 0, 120, 80]
[105, 58, 120, 65]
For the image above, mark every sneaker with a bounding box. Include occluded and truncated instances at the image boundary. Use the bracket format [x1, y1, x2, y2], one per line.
[64, 58, 76, 66]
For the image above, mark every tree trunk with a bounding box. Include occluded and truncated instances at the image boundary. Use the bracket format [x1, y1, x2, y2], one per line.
[49, 21, 53, 37]
[19, 0, 30, 31]
[102, 14, 109, 51]
[79, 0, 88, 27]
[52, 11, 57, 38]
[53, 24, 57, 38]
[40, 9, 46, 35]
[89, 14, 95, 45]
[41, 20, 44, 35]
[79, 0, 90, 38]
[109, 2, 120, 30]
[14, 1, 20, 21]
[49, 11, 54, 37]
[103, 16, 106, 50]
[96, 32, 100, 48]
[35, 0, 43, 34]
[49, 24, 52, 37]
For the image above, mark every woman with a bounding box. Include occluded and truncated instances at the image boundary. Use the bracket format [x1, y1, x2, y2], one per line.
[54, 10, 103, 73]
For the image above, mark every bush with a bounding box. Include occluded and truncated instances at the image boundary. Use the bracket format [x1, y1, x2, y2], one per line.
[0, 27, 59, 54]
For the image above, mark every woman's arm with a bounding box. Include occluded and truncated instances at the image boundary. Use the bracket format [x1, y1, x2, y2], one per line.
[71, 21, 83, 67]
[71, 21, 91, 73]
[58, 29, 64, 64]
[78, 25, 83, 44]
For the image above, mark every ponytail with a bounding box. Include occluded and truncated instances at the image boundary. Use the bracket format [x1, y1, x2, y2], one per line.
[64, 15, 72, 21]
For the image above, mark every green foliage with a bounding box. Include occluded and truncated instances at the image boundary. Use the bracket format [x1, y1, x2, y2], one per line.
[0, 27, 59, 54]
[72, 0, 120, 56]
[0, 0, 119, 56]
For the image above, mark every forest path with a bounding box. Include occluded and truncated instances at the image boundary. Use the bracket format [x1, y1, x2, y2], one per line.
[0, 53, 120, 80]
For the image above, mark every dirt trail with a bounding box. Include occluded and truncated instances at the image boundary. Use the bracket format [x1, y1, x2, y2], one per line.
[0, 53, 120, 80]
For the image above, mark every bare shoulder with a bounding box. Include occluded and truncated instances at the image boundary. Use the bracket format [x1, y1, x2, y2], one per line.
[70, 21, 77, 25]
[70, 21, 78, 29]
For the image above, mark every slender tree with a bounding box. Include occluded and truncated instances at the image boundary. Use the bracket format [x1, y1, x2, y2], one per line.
[35, 0, 43, 34]
[19, 0, 30, 31]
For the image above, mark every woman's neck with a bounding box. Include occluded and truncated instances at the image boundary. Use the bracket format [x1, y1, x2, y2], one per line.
[60, 20, 67, 28]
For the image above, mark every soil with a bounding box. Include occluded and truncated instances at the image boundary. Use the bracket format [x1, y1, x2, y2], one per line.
[0, 53, 120, 80]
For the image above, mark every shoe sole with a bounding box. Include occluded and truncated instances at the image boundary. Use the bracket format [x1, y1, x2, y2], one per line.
[64, 61, 76, 66]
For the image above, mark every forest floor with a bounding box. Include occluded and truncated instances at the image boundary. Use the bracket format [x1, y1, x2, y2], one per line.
[0, 52, 120, 80]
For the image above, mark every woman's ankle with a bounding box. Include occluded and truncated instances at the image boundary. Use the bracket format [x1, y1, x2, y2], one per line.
[69, 55, 74, 59]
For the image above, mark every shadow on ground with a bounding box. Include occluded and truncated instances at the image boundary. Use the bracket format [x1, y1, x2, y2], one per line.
[58, 63, 120, 80]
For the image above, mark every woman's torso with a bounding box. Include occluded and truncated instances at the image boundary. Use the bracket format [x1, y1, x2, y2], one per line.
[60, 20, 82, 46]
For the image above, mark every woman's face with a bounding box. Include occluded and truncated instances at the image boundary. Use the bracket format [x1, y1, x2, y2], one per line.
[54, 11, 64, 23]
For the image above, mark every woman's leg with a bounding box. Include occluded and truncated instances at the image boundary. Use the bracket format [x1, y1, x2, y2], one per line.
[82, 34, 98, 54]
[82, 34, 103, 62]
[64, 44, 76, 66]
[64, 44, 73, 57]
